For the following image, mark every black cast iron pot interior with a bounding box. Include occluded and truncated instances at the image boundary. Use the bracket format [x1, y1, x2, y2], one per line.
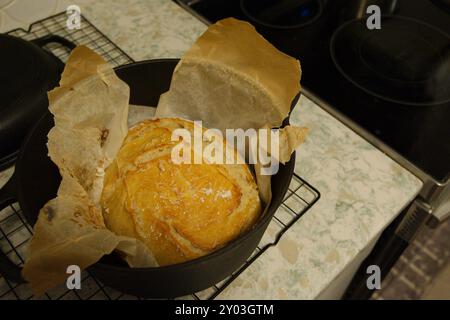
[0, 59, 296, 298]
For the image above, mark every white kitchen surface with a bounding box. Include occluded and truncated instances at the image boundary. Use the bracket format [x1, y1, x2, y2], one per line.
[0, 0, 69, 31]
[0, 0, 423, 299]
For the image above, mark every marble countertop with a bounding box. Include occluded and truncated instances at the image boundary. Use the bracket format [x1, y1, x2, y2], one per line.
[0, 0, 423, 299]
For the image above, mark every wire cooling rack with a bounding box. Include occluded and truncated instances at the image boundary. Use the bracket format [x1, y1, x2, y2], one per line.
[0, 12, 320, 300]
[6, 11, 133, 67]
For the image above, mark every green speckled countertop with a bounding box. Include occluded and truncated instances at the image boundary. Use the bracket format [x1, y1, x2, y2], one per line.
[0, 0, 423, 299]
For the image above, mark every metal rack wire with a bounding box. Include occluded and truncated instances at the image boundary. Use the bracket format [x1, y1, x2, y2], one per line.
[6, 11, 133, 67]
[1, 12, 320, 300]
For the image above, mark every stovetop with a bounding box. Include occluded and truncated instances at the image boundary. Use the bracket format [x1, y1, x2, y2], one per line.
[176, 0, 450, 184]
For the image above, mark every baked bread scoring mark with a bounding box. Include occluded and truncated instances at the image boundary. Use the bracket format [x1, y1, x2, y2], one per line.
[101, 118, 261, 266]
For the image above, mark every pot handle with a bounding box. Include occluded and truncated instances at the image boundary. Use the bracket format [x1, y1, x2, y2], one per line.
[0, 173, 26, 284]
[31, 34, 76, 51]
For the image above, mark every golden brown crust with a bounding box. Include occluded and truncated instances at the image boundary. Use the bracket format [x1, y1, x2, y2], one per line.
[101, 118, 261, 266]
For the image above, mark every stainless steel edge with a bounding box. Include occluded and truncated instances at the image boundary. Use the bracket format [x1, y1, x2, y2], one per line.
[301, 87, 450, 221]
[301, 89, 450, 186]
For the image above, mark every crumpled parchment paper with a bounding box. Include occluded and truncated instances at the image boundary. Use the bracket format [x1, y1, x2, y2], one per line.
[156, 18, 308, 204]
[22, 46, 157, 296]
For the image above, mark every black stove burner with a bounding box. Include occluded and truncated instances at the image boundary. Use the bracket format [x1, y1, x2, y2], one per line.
[330, 16, 450, 106]
[240, 0, 323, 29]
[431, 0, 450, 12]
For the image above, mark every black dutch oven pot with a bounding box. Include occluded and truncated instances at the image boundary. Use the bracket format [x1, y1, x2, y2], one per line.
[0, 34, 75, 170]
[0, 59, 297, 298]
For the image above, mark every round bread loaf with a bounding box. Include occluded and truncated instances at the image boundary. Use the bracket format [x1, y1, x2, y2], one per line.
[101, 118, 261, 266]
